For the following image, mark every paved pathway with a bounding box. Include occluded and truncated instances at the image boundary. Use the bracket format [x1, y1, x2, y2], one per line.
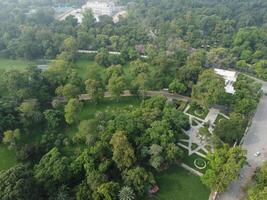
[179, 106, 222, 157]
[55, 90, 191, 103]
[217, 77, 267, 200]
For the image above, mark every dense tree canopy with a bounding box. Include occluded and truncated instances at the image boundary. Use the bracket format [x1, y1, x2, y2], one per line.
[0, 0, 266, 199]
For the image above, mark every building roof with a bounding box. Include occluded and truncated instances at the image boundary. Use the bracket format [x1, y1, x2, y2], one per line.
[214, 68, 237, 94]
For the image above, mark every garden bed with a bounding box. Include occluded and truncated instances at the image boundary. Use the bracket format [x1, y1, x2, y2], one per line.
[187, 104, 209, 120]
[182, 150, 208, 173]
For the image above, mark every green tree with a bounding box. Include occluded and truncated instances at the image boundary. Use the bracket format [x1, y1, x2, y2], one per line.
[56, 83, 80, 101]
[64, 98, 82, 124]
[108, 75, 125, 101]
[169, 79, 187, 94]
[75, 120, 97, 145]
[34, 148, 70, 192]
[253, 60, 267, 80]
[192, 69, 225, 107]
[110, 131, 136, 170]
[93, 181, 120, 200]
[0, 165, 38, 200]
[214, 113, 246, 144]
[123, 167, 154, 197]
[119, 186, 135, 200]
[201, 145, 246, 192]
[61, 37, 77, 61]
[207, 47, 235, 68]
[95, 48, 110, 67]
[247, 161, 267, 200]
[44, 109, 65, 130]
[2, 129, 20, 149]
[85, 79, 105, 104]
[148, 144, 164, 170]
[19, 100, 42, 128]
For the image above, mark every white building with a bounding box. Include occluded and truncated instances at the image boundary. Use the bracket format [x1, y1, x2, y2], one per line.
[57, 1, 125, 23]
[83, 1, 116, 17]
[214, 68, 237, 94]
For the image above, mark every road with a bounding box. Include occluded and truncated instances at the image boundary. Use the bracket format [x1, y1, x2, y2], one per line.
[217, 77, 267, 200]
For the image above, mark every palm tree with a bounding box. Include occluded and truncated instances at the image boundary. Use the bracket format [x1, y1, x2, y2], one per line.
[118, 186, 135, 200]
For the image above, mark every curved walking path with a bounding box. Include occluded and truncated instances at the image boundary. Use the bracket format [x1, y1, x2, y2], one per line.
[54, 90, 191, 102]
[217, 75, 267, 200]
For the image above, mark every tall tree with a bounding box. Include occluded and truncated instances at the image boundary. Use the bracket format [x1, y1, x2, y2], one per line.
[201, 145, 246, 192]
[110, 131, 136, 170]
[192, 69, 225, 107]
[119, 186, 135, 200]
[64, 98, 82, 124]
[2, 129, 20, 149]
[34, 148, 70, 192]
[108, 75, 125, 101]
[19, 100, 42, 128]
[214, 112, 246, 144]
[0, 165, 38, 200]
[85, 79, 105, 104]
[123, 167, 154, 197]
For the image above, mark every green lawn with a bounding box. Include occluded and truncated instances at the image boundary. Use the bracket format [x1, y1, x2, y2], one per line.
[0, 58, 35, 71]
[74, 59, 131, 81]
[187, 104, 209, 120]
[182, 149, 208, 174]
[0, 144, 17, 171]
[66, 96, 141, 138]
[147, 166, 210, 200]
[214, 113, 229, 126]
[74, 59, 104, 80]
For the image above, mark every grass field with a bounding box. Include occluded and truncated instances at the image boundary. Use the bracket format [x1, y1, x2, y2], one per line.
[74, 59, 131, 80]
[0, 58, 35, 71]
[147, 166, 210, 200]
[0, 144, 17, 171]
[74, 59, 103, 80]
[182, 151, 209, 173]
[214, 113, 229, 125]
[66, 96, 141, 138]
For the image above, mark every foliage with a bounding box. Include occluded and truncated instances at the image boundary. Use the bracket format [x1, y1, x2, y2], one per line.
[214, 112, 246, 144]
[2, 129, 20, 149]
[247, 161, 267, 200]
[119, 186, 135, 200]
[0, 165, 38, 200]
[108, 75, 125, 101]
[64, 98, 83, 124]
[192, 69, 226, 108]
[110, 131, 136, 170]
[201, 145, 246, 192]
[34, 148, 70, 192]
[123, 167, 155, 197]
[85, 79, 105, 104]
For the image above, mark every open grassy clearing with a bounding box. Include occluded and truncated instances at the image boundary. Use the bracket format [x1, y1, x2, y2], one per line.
[0, 144, 17, 171]
[0, 58, 36, 71]
[66, 96, 141, 138]
[146, 166, 210, 200]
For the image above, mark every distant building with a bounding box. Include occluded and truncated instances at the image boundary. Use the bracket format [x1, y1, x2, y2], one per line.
[56, 1, 125, 23]
[83, 1, 116, 17]
[214, 68, 237, 94]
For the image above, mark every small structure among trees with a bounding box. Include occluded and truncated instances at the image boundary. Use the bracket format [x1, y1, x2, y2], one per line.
[214, 68, 237, 94]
